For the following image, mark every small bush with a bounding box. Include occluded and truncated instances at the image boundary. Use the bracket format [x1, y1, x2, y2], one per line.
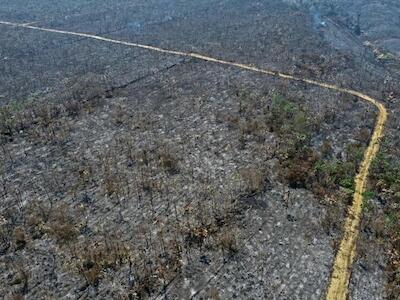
[64, 99, 82, 117]
[266, 94, 311, 136]
[321, 207, 343, 236]
[8, 293, 25, 300]
[157, 146, 180, 175]
[217, 226, 238, 256]
[12, 226, 26, 251]
[74, 238, 130, 286]
[207, 287, 221, 300]
[103, 173, 121, 196]
[240, 117, 266, 137]
[112, 104, 127, 126]
[280, 148, 318, 189]
[240, 167, 267, 195]
[185, 226, 209, 247]
[48, 207, 78, 243]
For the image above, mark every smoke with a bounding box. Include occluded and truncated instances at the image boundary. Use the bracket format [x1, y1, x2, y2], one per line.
[310, 4, 326, 28]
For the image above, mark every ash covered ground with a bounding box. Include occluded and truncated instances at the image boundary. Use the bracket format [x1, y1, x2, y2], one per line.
[0, 1, 399, 299]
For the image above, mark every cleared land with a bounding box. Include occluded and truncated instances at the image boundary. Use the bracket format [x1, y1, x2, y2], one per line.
[0, 1, 399, 299]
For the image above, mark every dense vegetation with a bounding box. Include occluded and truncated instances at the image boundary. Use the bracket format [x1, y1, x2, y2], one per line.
[367, 145, 400, 298]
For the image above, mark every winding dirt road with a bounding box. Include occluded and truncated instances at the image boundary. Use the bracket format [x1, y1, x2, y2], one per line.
[0, 20, 388, 299]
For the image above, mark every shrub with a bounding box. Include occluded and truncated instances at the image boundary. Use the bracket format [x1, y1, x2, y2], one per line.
[12, 226, 26, 251]
[207, 287, 221, 300]
[74, 238, 130, 286]
[48, 206, 78, 243]
[266, 94, 310, 136]
[103, 173, 121, 196]
[63, 99, 82, 117]
[320, 139, 333, 158]
[157, 146, 180, 175]
[240, 167, 267, 195]
[217, 226, 238, 255]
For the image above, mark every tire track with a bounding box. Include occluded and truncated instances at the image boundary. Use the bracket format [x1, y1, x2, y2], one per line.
[0, 20, 388, 300]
